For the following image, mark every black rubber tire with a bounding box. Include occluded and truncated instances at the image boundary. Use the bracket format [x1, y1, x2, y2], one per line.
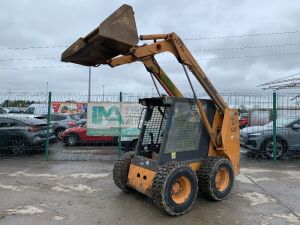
[55, 128, 65, 140]
[130, 139, 138, 150]
[198, 157, 234, 201]
[65, 134, 79, 146]
[262, 139, 286, 159]
[113, 151, 135, 192]
[152, 161, 198, 216]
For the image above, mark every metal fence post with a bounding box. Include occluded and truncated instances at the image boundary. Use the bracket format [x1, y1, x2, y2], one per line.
[118, 92, 123, 157]
[45, 91, 52, 160]
[272, 91, 277, 161]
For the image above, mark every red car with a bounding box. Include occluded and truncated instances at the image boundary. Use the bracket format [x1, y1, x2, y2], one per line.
[61, 124, 117, 146]
[239, 113, 249, 128]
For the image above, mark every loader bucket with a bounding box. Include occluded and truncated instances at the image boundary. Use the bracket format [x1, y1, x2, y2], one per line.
[61, 4, 138, 66]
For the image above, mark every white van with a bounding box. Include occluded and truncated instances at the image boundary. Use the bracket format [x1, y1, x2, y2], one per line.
[24, 104, 54, 115]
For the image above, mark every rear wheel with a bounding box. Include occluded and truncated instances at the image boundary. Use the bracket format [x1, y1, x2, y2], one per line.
[65, 134, 79, 146]
[198, 157, 234, 201]
[113, 151, 135, 192]
[152, 161, 198, 216]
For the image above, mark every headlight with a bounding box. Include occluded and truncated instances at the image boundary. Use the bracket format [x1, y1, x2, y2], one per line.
[248, 133, 261, 137]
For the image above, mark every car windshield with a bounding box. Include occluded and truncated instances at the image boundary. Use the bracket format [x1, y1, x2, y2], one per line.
[264, 117, 297, 127]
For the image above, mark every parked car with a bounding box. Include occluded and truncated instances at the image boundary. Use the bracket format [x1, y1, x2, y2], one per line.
[24, 103, 54, 115]
[0, 114, 56, 154]
[61, 124, 118, 146]
[240, 116, 300, 159]
[49, 113, 81, 139]
[5, 107, 25, 114]
[239, 113, 249, 128]
[0, 107, 7, 114]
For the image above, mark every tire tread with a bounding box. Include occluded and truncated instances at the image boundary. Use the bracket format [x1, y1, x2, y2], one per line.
[113, 151, 135, 192]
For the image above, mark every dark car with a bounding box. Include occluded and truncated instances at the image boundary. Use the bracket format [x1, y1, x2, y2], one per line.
[73, 112, 87, 125]
[0, 114, 56, 154]
[240, 116, 300, 159]
[61, 124, 117, 146]
[0, 107, 7, 114]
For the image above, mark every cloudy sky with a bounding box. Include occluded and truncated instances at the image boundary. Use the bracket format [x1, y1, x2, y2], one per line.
[1, 0, 300, 95]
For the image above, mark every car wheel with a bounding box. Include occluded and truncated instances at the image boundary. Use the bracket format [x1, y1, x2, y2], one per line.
[66, 134, 79, 146]
[55, 128, 65, 140]
[263, 139, 285, 159]
[10, 137, 28, 155]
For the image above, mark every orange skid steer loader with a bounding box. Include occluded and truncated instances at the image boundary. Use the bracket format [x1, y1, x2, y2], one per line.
[61, 4, 240, 216]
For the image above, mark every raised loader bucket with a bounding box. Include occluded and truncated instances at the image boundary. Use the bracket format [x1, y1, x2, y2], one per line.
[61, 4, 138, 66]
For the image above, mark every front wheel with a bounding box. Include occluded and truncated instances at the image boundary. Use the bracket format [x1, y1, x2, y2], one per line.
[65, 134, 79, 146]
[263, 139, 285, 159]
[152, 161, 198, 216]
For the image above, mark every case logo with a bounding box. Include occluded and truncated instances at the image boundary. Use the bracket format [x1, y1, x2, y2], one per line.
[171, 152, 176, 159]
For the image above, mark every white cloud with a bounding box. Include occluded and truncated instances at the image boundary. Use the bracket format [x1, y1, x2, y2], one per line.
[1, 0, 300, 93]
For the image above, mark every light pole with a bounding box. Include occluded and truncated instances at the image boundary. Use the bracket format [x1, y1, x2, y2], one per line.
[102, 85, 105, 102]
[46, 82, 48, 103]
[88, 67, 91, 102]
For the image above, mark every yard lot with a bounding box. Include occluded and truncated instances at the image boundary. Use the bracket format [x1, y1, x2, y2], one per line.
[0, 152, 299, 225]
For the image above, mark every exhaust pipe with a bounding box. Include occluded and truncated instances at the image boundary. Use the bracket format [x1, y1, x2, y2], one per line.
[61, 4, 138, 66]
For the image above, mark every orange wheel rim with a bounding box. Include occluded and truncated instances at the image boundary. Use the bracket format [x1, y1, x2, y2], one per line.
[171, 176, 191, 204]
[215, 168, 230, 192]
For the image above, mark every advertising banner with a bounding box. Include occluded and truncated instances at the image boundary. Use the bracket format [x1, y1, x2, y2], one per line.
[51, 102, 87, 114]
[87, 102, 143, 136]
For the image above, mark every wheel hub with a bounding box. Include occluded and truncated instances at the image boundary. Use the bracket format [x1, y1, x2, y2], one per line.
[215, 168, 230, 192]
[266, 141, 283, 158]
[171, 176, 191, 204]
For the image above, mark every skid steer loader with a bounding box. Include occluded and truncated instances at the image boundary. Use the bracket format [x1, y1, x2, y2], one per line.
[61, 4, 240, 216]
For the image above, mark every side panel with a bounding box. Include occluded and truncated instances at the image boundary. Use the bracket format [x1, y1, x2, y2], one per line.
[221, 109, 240, 175]
[208, 109, 240, 175]
[127, 164, 156, 197]
[189, 162, 201, 171]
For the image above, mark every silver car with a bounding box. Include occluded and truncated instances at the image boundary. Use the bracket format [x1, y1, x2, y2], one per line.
[240, 116, 300, 159]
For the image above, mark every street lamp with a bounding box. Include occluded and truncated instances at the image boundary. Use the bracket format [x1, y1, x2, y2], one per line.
[102, 85, 105, 102]
[88, 67, 91, 102]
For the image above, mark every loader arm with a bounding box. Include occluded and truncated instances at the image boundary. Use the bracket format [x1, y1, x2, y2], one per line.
[109, 33, 227, 113]
[109, 33, 229, 148]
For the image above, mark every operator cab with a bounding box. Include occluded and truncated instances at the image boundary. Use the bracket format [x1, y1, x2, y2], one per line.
[134, 96, 216, 168]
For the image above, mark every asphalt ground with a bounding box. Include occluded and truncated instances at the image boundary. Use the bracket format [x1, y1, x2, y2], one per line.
[0, 150, 299, 225]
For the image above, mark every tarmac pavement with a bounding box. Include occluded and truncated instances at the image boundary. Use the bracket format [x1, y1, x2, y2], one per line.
[0, 151, 299, 225]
